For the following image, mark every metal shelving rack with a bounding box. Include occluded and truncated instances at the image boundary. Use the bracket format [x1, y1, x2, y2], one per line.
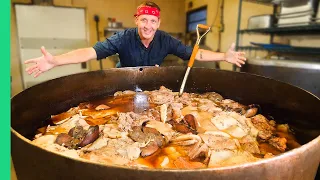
[235, 0, 320, 70]
[239, 24, 320, 34]
[238, 46, 320, 54]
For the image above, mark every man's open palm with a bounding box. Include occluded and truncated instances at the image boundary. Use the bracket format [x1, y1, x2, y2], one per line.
[25, 46, 56, 77]
[225, 43, 246, 67]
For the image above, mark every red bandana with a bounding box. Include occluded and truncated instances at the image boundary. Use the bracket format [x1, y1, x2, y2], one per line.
[134, 6, 160, 18]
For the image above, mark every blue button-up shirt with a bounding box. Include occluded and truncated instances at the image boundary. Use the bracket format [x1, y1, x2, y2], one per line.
[93, 28, 193, 67]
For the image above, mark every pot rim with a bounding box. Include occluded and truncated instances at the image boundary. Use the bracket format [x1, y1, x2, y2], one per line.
[10, 67, 320, 100]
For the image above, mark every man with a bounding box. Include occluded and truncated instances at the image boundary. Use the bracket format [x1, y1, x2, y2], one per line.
[25, 1, 246, 77]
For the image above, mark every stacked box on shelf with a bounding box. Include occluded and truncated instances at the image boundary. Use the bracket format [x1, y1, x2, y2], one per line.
[277, 0, 316, 27]
[316, 2, 320, 23]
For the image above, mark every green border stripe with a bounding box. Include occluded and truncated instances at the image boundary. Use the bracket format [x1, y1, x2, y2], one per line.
[2, 0, 10, 180]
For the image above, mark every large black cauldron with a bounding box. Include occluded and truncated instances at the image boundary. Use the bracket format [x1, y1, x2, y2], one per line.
[11, 67, 320, 180]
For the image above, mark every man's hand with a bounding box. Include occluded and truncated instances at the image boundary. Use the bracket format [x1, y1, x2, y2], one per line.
[225, 43, 246, 67]
[24, 46, 57, 77]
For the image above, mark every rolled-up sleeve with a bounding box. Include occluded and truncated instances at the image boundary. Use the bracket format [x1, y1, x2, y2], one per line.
[93, 31, 123, 60]
[168, 36, 193, 60]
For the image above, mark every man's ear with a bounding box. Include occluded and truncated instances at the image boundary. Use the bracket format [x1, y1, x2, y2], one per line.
[135, 17, 138, 25]
[157, 19, 161, 28]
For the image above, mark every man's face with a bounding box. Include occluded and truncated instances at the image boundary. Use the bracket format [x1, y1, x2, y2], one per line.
[135, 14, 160, 40]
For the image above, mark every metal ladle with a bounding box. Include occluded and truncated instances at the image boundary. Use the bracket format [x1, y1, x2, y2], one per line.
[179, 24, 211, 95]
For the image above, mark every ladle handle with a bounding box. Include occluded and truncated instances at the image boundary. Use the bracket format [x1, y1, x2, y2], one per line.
[187, 45, 199, 68]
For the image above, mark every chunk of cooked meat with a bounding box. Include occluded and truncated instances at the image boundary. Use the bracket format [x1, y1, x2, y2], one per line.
[209, 150, 258, 168]
[245, 107, 258, 118]
[199, 92, 224, 103]
[54, 133, 73, 148]
[259, 143, 281, 155]
[219, 99, 247, 115]
[47, 114, 87, 135]
[143, 127, 165, 147]
[269, 137, 287, 152]
[173, 157, 206, 169]
[147, 108, 161, 122]
[199, 133, 238, 151]
[196, 98, 223, 113]
[142, 126, 161, 135]
[145, 120, 175, 142]
[128, 126, 165, 156]
[168, 120, 197, 134]
[184, 114, 197, 130]
[82, 137, 141, 165]
[264, 153, 274, 158]
[33, 135, 80, 159]
[107, 137, 141, 160]
[239, 135, 260, 154]
[188, 143, 209, 160]
[117, 112, 147, 132]
[140, 141, 159, 157]
[170, 103, 184, 120]
[211, 112, 248, 138]
[80, 126, 100, 147]
[68, 126, 86, 139]
[59, 125, 101, 148]
[128, 126, 147, 143]
[251, 114, 275, 140]
[207, 150, 234, 168]
[114, 90, 136, 97]
[103, 124, 123, 139]
[174, 92, 192, 105]
[170, 134, 201, 146]
[269, 120, 276, 127]
[84, 136, 109, 151]
[160, 104, 168, 123]
[276, 124, 289, 133]
[148, 86, 175, 104]
[95, 104, 110, 110]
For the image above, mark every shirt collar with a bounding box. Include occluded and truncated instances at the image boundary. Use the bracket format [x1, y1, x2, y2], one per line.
[135, 28, 158, 49]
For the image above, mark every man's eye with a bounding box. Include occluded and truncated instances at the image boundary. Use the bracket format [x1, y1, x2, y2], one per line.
[151, 20, 156, 23]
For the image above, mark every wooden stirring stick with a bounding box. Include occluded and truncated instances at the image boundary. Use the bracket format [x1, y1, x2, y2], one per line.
[179, 24, 211, 96]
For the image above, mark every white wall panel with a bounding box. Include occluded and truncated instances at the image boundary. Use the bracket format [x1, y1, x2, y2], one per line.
[15, 5, 89, 88]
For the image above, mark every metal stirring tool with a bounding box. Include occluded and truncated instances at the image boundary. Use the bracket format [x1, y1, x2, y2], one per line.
[179, 24, 211, 95]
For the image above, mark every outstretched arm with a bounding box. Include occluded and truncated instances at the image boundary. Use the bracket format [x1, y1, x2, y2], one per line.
[25, 46, 97, 77]
[195, 43, 246, 67]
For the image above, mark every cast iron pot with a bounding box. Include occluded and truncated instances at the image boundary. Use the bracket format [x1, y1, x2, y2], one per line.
[11, 67, 320, 180]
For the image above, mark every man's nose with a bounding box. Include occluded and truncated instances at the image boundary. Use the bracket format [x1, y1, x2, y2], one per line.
[144, 21, 151, 28]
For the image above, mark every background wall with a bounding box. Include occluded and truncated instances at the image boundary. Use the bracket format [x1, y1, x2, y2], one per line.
[11, 0, 319, 96]
[10, 0, 186, 96]
[185, 0, 273, 70]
